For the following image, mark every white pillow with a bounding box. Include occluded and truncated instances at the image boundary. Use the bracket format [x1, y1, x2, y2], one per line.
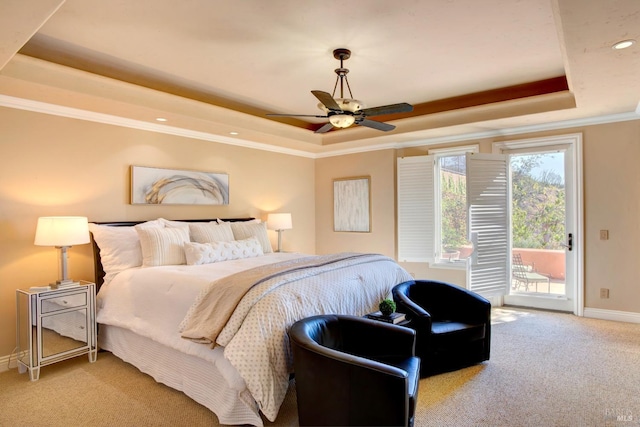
[184, 238, 264, 265]
[135, 219, 165, 229]
[89, 224, 142, 284]
[158, 218, 190, 229]
[189, 222, 234, 243]
[136, 226, 190, 266]
[230, 221, 273, 253]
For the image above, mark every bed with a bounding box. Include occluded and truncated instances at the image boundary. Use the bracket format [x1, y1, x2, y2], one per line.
[90, 217, 413, 426]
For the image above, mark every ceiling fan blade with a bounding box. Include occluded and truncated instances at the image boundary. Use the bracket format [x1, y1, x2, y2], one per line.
[311, 90, 342, 111]
[357, 119, 396, 132]
[360, 102, 413, 117]
[267, 113, 328, 118]
[314, 122, 334, 134]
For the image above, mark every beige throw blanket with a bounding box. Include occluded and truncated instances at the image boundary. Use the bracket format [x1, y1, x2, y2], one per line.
[180, 252, 377, 346]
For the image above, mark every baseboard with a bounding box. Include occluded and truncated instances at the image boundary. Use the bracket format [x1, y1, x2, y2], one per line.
[583, 307, 640, 324]
[0, 353, 17, 373]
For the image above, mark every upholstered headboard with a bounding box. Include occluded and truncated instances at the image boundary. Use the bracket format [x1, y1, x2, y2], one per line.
[90, 218, 255, 291]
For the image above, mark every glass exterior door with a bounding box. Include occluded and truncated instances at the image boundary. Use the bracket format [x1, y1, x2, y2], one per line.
[501, 143, 578, 313]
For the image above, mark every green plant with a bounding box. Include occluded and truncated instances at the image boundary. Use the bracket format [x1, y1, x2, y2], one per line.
[379, 299, 396, 316]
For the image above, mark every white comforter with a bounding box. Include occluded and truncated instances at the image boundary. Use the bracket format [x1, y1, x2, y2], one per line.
[96, 252, 413, 421]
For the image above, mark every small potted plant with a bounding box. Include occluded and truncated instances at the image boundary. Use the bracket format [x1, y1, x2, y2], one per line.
[379, 298, 396, 317]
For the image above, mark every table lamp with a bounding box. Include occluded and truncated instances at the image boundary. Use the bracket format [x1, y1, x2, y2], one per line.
[34, 216, 90, 287]
[267, 213, 292, 253]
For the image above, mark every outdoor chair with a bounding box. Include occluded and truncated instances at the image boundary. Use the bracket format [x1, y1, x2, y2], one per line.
[512, 253, 550, 292]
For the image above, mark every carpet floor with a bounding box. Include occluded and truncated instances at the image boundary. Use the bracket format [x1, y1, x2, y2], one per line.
[1, 307, 639, 426]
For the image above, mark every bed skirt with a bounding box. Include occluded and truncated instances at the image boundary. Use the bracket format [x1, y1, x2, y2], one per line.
[98, 325, 264, 426]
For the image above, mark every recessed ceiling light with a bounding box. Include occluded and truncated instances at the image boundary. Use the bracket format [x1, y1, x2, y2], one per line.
[229, 131, 239, 135]
[612, 39, 636, 50]
[155, 117, 168, 122]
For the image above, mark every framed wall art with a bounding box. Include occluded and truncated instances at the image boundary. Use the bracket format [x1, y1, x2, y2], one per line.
[131, 166, 229, 205]
[333, 176, 371, 232]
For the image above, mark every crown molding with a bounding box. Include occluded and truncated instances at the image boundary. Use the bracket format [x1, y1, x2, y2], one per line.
[0, 94, 316, 158]
[1, 94, 638, 159]
[394, 111, 640, 151]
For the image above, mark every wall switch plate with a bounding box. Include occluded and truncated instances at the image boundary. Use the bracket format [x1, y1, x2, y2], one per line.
[600, 230, 609, 240]
[600, 288, 609, 298]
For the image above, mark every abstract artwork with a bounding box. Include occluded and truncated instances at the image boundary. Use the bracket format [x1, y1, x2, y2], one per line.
[131, 166, 229, 205]
[333, 176, 371, 232]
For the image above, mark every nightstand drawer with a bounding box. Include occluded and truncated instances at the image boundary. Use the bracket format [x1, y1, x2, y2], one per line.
[41, 292, 88, 314]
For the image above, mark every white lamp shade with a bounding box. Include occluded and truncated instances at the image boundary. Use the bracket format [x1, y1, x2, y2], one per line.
[34, 216, 90, 247]
[267, 213, 293, 231]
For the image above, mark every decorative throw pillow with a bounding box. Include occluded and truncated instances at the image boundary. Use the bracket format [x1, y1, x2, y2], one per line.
[189, 222, 234, 243]
[136, 226, 190, 266]
[229, 221, 273, 253]
[184, 237, 264, 265]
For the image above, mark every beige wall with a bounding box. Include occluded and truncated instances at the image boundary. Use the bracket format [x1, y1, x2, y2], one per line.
[582, 121, 640, 311]
[315, 149, 397, 257]
[0, 107, 316, 356]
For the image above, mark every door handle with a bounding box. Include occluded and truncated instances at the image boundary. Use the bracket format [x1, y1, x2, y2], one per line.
[559, 233, 573, 251]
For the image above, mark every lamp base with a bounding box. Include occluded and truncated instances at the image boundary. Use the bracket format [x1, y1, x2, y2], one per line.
[276, 230, 283, 253]
[52, 280, 81, 289]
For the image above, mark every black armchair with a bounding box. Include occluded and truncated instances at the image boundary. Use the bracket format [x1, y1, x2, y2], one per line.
[392, 280, 491, 377]
[289, 314, 420, 427]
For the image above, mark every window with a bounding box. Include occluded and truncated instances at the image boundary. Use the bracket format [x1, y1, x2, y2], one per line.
[397, 145, 478, 266]
[431, 146, 477, 264]
[397, 148, 509, 296]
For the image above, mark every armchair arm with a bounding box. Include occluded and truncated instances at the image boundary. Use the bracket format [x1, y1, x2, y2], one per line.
[394, 280, 491, 324]
[393, 283, 432, 324]
[296, 340, 410, 379]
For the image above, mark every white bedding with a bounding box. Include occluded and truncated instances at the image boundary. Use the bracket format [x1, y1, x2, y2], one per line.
[96, 252, 413, 423]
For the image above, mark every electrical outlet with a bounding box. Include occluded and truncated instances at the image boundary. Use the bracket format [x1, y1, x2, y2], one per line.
[600, 230, 609, 240]
[600, 288, 609, 298]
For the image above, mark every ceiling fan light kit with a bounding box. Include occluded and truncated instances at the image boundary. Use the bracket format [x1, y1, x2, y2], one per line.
[329, 114, 355, 128]
[267, 48, 413, 133]
[319, 97, 363, 128]
[317, 98, 364, 114]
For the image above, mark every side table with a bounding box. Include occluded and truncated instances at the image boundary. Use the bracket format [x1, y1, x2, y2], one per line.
[16, 281, 97, 381]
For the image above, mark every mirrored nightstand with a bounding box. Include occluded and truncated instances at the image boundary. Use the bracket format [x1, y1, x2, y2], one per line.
[16, 281, 97, 381]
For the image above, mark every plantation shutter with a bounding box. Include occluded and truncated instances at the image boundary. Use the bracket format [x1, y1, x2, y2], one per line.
[397, 156, 435, 262]
[466, 152, 509, 297]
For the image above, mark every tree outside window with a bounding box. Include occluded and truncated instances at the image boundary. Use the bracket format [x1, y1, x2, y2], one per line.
[511, 154, 565, 249]
[438, 154, 471, 261]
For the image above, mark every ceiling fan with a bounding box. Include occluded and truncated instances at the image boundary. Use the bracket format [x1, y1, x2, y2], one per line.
[267, 48, 414, 133]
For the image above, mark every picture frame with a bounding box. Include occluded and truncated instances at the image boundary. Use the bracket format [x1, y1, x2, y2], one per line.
[333, 176, 371, 232]
[131, 166, 229, 205]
